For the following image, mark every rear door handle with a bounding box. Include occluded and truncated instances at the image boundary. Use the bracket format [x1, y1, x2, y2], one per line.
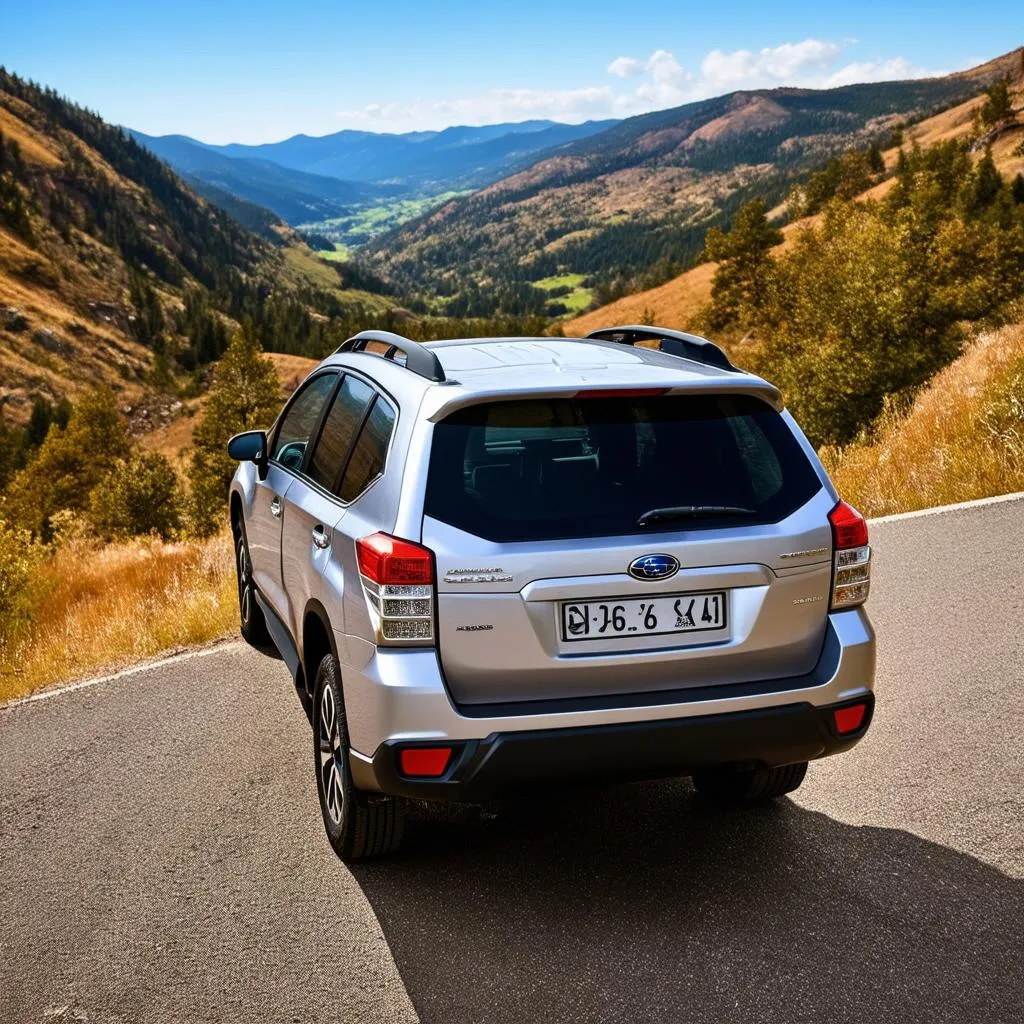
[269, 496, 282, 518]
[312, 525, 330, 549]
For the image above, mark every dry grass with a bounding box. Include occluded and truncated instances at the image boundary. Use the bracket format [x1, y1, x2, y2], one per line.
[822, 323, 1024, 517]
[0, 532, 238, 703]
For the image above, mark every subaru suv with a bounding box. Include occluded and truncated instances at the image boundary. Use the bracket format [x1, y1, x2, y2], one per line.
[227, 326, 875, 861]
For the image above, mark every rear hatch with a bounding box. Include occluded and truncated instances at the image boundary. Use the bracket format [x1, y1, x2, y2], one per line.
[422, 389, 833, 706]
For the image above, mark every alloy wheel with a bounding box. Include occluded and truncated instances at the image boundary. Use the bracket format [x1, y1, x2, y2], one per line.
[236, 537, 253, 625]
[318, 683, 345, 824]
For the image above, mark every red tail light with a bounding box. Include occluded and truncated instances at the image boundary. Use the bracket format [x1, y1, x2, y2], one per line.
[828, 500, 871, 609]
[356, 532, 434, 585]
[400, 747, 452, 777]
[828, 500, 868, 549]
[834, 703, 868, 735]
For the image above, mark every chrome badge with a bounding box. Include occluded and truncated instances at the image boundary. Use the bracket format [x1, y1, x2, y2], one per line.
[628, 553, 680, 581]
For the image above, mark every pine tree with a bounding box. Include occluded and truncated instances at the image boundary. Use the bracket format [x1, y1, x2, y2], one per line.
[966, 150, 1004, 213]
[703, 198, 783, 330]
[187, 327, 281, 536]
[867, 143, 885, 175]
[981, 77, 1013, 126]
[1013, 173, 1024, 204]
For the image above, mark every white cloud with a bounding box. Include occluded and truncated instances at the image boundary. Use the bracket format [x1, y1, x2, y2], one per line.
[824, 57, 944, 88]
[336, 86, 617, 130]
[334, 39, 950, 131]
[607, 56, 641, 78]
[700, 39, 843, 89]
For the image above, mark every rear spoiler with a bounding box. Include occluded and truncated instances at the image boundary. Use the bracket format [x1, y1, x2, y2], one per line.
[584, 325, 737, 372]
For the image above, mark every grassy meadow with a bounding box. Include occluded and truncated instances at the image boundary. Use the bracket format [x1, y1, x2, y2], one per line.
[533, 273, 594, 315]
[300, 191, 469, 249]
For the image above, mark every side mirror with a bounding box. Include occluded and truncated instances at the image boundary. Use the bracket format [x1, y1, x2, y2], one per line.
[227, 430, 268, 479]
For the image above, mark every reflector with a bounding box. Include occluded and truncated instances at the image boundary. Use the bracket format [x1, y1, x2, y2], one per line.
[400, 747, 452, 777]
[834, 703, 868, 735]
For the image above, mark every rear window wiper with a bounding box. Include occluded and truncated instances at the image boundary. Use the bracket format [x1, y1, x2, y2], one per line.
[636, 505, 756, 527]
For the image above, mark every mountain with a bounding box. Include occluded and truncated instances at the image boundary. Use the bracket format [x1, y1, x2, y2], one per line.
[366, 48, 1024, 318]
[129, 120, 619, 230]
[566, 70, 1024, 336]
[0, 70, 395, 420]
[128, 130, 400, 224]
[198, 119, 619, 189]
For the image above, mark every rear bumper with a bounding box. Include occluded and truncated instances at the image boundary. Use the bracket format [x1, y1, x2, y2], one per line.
[339, 607, 876, 800]
[352, 695, 874, 801]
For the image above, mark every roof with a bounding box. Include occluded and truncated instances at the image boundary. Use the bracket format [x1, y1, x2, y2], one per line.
[325, 332, 781, 418]
[416, 337, 781, 420]
[423, 336, 741, 383]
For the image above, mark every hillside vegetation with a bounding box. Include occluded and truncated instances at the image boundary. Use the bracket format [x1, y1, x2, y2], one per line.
[367, 51, 1022, 318]
[822, 323, 1024, 516]
[0, 69, 398, 421]
[569, 58, 1024, 334]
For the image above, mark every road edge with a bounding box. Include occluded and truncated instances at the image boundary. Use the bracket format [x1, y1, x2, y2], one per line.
[1, 639, 243, 712]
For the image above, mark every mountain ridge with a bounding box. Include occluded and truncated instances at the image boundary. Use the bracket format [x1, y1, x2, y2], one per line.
[131, 118, 620, 225]
[365, 47, 1024, 318]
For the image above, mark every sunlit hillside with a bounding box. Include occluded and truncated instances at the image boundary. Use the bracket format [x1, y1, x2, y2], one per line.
[567, 62, 1024, 336]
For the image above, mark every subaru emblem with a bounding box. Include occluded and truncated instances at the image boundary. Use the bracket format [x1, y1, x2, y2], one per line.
[628, 553, 680, 581]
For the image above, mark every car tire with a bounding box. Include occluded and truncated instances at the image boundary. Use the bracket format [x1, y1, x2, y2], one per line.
[692, 761, 808, 804]
[312, 653, 406, 862]
[235, 529, 271, 648]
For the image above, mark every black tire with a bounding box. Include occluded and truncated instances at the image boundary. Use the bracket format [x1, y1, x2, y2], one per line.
[312, 653, 405, 862]
[693, 761, 808, 805]
[235, 529, 271, 648]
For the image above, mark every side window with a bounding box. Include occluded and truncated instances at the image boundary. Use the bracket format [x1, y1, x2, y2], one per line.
[271, 373, 337, 472]
[308, 375, 375, 491]
[339, 396, 396, 502]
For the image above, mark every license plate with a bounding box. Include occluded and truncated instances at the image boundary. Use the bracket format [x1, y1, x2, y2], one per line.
[560, 591, 727, 642]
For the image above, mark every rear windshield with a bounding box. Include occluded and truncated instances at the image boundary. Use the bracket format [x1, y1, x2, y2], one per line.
[425, 393, 821, 542]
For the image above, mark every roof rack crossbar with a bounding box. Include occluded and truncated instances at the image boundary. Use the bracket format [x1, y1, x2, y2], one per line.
[336, 330, 446, 383]
[584, 325, 737, 372]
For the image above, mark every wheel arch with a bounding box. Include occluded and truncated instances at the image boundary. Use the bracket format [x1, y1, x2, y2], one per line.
[301, 599, 341, 700]
[229, 488, 244, 541]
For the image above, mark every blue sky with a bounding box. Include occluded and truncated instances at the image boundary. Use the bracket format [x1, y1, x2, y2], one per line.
[1, 1, 1018, 142]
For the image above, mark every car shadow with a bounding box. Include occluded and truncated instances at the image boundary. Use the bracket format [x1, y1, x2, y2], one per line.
[350, 780, 1023, 1024]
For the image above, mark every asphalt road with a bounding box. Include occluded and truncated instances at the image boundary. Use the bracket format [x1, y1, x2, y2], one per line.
[2, 496, 1022, 1024]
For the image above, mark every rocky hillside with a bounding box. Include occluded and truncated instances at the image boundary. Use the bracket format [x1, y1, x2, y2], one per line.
[0, 70, 394, 423]
[368, 48, 1023, 318]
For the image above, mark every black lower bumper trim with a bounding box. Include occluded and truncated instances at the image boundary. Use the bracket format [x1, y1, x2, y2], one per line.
[353, 695, 874, 802]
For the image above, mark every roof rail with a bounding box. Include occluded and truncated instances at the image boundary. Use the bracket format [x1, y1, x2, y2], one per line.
[584, 325, 737, 372]
[336, 330, 447, 383]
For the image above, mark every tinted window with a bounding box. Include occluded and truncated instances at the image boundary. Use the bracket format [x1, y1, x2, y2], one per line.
[425, 394, 821, 542]
[339, 397, 396, 502]
[308, 376, 374, 491]
[271, 373, 337, 472]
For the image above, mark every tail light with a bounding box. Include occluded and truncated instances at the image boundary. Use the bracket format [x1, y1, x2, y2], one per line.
[828, 501, 871, 610]
[356, 533, 435, 644]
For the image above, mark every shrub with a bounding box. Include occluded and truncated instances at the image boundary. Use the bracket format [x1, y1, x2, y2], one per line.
[0, 519, 44, 652]
[2, 387, 130, 537]
[88, 451, 183, 540]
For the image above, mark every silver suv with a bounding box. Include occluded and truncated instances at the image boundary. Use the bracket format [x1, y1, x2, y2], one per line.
[228, 326, 875, 861]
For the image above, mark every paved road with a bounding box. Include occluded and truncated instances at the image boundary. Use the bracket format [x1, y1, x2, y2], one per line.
[2, 498, 1022, 1023]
